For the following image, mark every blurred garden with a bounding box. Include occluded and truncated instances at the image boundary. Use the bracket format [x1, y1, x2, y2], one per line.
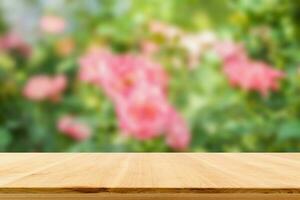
[0, 0, 300, 152]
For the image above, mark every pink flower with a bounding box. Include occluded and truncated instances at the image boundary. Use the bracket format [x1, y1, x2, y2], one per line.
[79, 52, 168, 100]
[224, 59, 284, 96]
[166, 109, 190, 150]
[0, 32, 31, 56]
[216, 41, 284, 96]
[58, 116, 91, 141]
[0, 33, 23, 50]
[114, 81, 190, 147]
[78, 48, 109, 84]
[140, 40, 159, 57]
[23, 74, 67, 102]
[116, 85, 170, 140]
[40, 15, 66, 34]
[101, 54, 167, 100]
[214, 41, 247, 61]
[78, 50, 190, 149]
[52, 75, 67, 95]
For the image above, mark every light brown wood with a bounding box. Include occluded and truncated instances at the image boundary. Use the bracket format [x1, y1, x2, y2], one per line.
[0, 153, 299, 199]
[1, 193, 300, 200]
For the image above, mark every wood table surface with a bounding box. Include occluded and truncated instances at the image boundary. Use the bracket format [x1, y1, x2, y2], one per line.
[0, 153, 299, 199]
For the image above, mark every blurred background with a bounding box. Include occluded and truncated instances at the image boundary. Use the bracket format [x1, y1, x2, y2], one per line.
[0, 0, 299, 152]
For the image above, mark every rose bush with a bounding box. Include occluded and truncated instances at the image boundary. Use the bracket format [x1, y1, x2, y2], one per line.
[0, 0, 299, 152]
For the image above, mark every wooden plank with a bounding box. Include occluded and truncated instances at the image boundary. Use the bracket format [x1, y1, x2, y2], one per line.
[0, 153, 77, 186]
[0, 153, 299, 199]
[0, 193, 300, 200]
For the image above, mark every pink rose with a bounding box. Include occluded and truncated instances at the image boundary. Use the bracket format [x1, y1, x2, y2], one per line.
[78, 48, 112, 84]
[166, 109, 190, 150]
[0, 32, 31, 57]
[58, 116, 91, 141]
[79, 52, 168, 101]
[23, 74, 67, 102]
[216, 41, 284, 97]
[40, 15, 66, 34]
[78, 50, 190, 149]
[140, 40, 159, 57]
[214, 41, 247, 61]
[116, 85, 170, 140]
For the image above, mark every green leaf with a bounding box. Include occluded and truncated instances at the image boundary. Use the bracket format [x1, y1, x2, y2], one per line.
[278, 121, 300, 140]
[0, 128, 12, 151]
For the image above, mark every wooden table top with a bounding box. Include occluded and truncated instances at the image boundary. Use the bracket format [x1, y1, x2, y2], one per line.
[0, 153, 299, 195]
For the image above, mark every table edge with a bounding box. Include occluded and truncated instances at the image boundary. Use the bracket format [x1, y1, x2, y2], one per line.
[0, 187, 300, 194]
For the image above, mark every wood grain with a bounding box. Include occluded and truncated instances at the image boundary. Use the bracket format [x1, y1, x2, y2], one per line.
[0, 153, 299, 199]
